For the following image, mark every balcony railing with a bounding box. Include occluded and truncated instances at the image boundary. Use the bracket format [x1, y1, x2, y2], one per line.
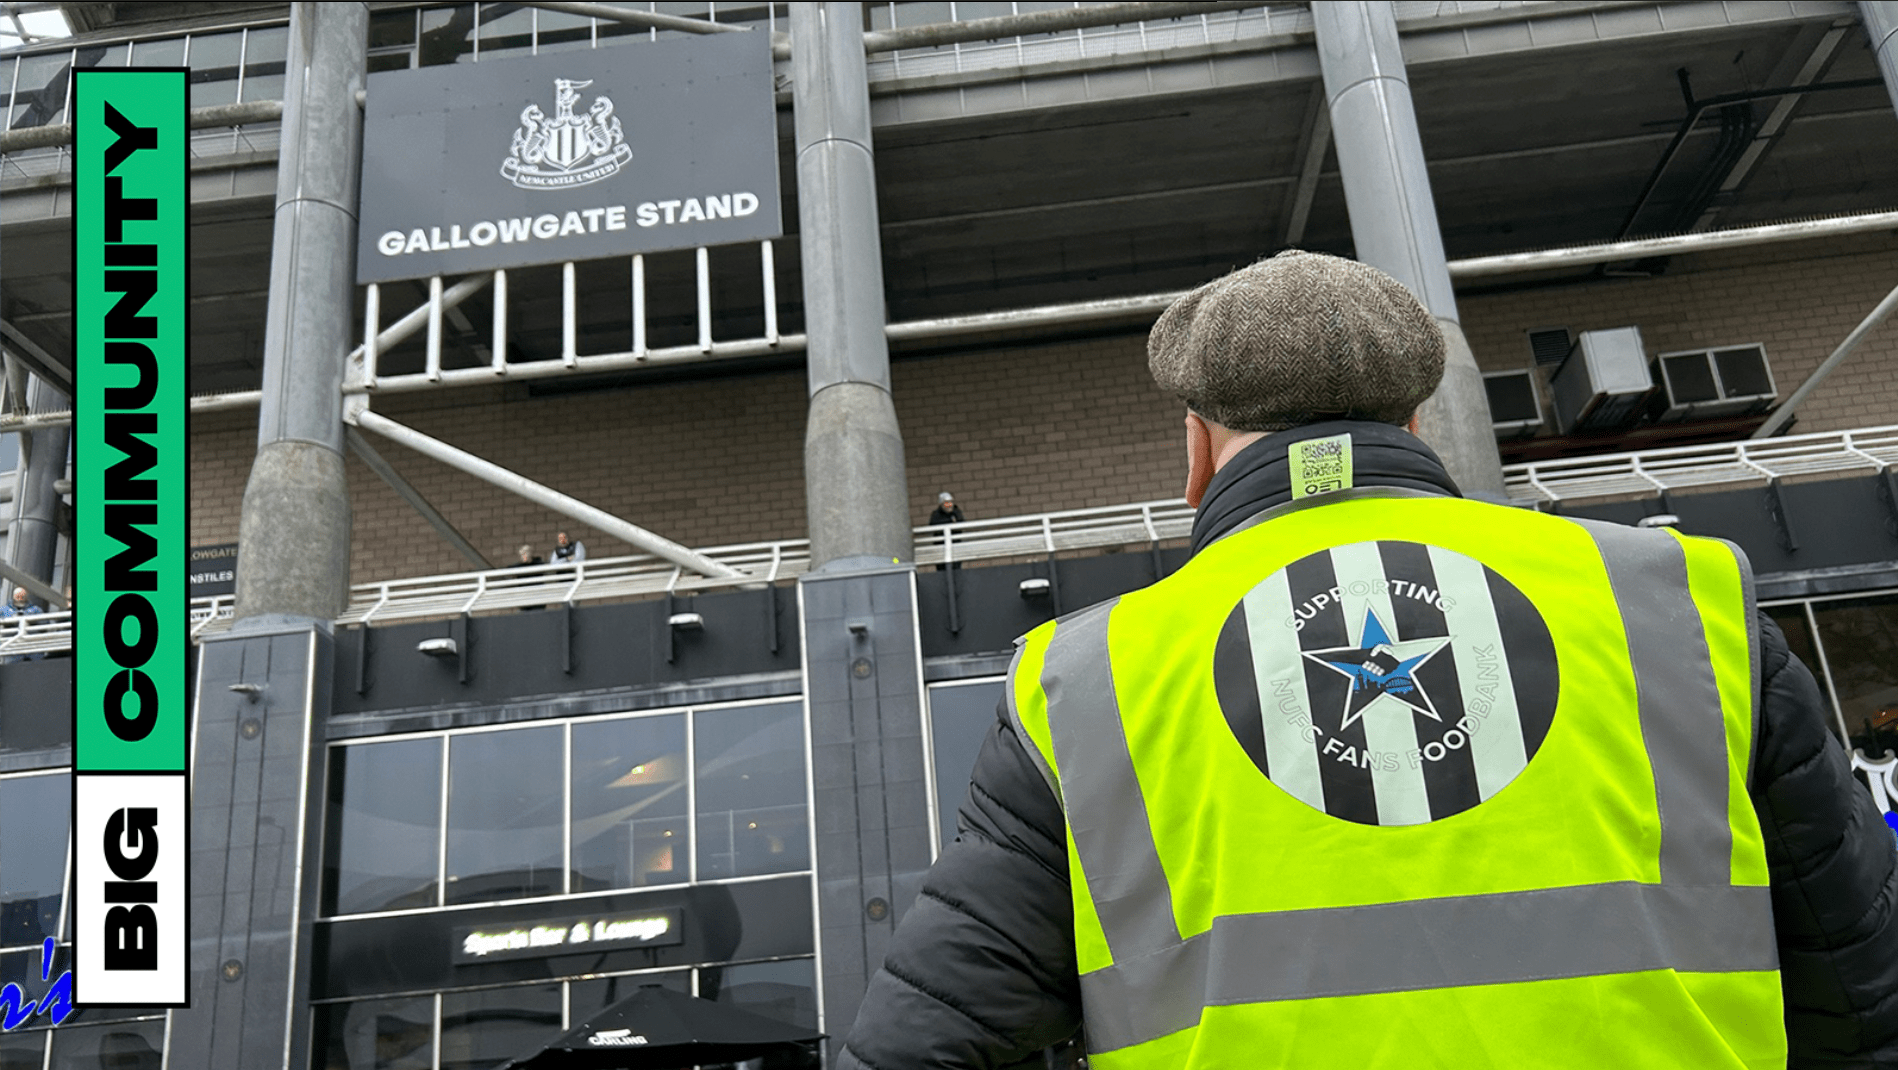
[1505, 424, 1898, 505]
[6, 422, 1894, 654]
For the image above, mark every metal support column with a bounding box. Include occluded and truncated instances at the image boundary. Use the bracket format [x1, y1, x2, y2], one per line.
[790, 5, 932, 1055]
[5, 375, 69, 597]
[1862, 2, 1898, 116]
[1312, 1, 1505, 496]
[234, 0, 366, 624]
[167, 6, 366, 1070]
[794, 1, 912, 572]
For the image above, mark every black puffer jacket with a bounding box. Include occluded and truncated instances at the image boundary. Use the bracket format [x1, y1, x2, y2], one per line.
[838, 423, 1898, 1069]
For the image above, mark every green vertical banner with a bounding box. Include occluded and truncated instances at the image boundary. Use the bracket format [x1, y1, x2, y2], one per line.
[72, 68, 189, 1008]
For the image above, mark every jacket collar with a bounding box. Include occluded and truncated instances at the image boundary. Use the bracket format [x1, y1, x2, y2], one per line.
[1188, 420, 1462, 555]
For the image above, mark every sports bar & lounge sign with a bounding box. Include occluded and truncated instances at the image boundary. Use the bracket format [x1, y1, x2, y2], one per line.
[357, 28, 781, 284]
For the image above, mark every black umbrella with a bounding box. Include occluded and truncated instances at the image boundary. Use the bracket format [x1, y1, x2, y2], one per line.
[499, 984, 825, 1069]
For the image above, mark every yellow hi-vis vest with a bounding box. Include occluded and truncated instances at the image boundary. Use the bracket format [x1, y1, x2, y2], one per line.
[1007, 492, 1783, 1069]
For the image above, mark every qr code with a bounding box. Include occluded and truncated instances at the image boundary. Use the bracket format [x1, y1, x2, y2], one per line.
[1298, 440, 1346, 494]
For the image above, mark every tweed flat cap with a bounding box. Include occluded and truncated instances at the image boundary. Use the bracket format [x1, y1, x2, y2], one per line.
[1148, 250, 1445, 432]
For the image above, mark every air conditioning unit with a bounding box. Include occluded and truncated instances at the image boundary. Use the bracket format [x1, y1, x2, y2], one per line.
[1646, 344, 1777, 423]
[1550, 326, 1655, 434]
[1483, 369, 1544, 438]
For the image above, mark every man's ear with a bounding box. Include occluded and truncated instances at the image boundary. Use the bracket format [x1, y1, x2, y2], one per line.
[1185, 411, 1215, 508]
[1406, 412, 1421, 435]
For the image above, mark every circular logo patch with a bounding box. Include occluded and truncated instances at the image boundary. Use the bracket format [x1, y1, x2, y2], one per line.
[1213, 540, 1558, 826]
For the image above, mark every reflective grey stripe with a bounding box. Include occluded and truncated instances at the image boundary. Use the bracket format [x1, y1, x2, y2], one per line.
[1081, 882, 1777, 1053]
[1577, 520, 1732, 886]
[1041, 598, 1184, 959]
[1003, 644, 1061, 804]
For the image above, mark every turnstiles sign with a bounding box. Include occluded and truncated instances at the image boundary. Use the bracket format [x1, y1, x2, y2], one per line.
[356, 29, 782, 283]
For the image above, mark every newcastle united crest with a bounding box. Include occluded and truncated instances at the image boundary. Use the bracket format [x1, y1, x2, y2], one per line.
[501, 78, 632, 190]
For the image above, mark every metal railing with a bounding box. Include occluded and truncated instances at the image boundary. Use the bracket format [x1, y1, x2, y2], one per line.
[9, 422, 1893, 653]
[174, 499, 1200, 637]
[1505, 423, 1898, 505]
[0, 609, 70, 657]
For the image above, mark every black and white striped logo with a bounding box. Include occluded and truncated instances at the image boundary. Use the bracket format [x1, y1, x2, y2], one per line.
[1213, 540, 1558, 826]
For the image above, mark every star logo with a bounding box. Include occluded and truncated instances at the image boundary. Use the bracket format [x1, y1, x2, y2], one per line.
[1302, 607, 1451, 730]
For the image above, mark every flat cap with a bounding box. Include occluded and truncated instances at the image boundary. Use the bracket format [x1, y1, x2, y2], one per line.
[1148, 250, 1445, 432]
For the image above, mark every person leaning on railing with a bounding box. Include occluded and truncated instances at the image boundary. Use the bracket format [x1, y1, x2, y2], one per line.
[929, 491, 965, 571]
[834, 251, 1898, 1069]
[0, 586, 44, 663]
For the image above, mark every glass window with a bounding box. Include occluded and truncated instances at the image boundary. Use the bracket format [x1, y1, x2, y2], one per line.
[419, 5, 479, 66]
[186, 30, 244, 109]
[476, 3, 535, 59]
[0, 432, 16, 474]
[368, 10, 418, 50]
[569, 970, 692, 1024]
[10, 51, 73, 129]
[1, 772, 69, 948]
[571, 714, 689, 891]
[927, 681, 1003, 848]
[0, 1028, 45, 1070]
[324, 738, 443, 916]
[0, 58, 16, 117]
[440, 984, 562, 1070]
[240, 26, 290, 103]
[314, 996, 435, 1070]
[695, 703, 809, 880]
[701, 958, 818, 1029]
[895, 2, 953, 27]
[73, 43, 130, 75]
[1812, 594, 1898, 755]
[126, 37, 186, 69]
[535, 7, 593, 52]
[445, 726, 564, 905]
[47, 1019, 165, 1070]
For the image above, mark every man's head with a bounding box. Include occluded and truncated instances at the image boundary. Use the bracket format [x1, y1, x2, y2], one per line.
[1148, 250, 1446, 505]
[938, 492, 955, 508]
[10, 587, 25, 607]
[556, 531, 571, 547]
[518, 544, 534, 562]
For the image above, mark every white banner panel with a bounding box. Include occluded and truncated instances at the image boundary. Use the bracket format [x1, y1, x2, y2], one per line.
[73, 774, 189, 1006]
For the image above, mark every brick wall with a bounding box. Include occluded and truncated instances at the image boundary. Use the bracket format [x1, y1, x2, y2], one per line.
[188, 233, 1898, 587]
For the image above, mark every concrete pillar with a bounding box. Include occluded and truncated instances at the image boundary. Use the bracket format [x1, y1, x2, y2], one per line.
[1863, 3, 1898, 117]
[1312, 1, 1506, 496]
[6, 376, 68, 592]
[789, 6, 933, 1054]
[792, 2, 913, 572]
[234, 1, 367, 623]
[167, 6, 363, 1068]
[799, 569, 933, 1056]
[168, 625, 331, 1070]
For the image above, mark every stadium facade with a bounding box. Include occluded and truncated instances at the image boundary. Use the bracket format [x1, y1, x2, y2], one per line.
[2, 1, 1898, 1067]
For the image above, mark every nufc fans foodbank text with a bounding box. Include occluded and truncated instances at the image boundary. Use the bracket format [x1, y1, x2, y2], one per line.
[73, 69, 190, 1007]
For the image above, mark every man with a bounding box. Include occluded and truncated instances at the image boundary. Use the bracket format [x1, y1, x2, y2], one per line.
[0, 586, 44, 663]
[552, 530, 586, 565]
[930, 492, 966, 572]
[929, 491, 965, 527]
[836, 252, 1898, 1068]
